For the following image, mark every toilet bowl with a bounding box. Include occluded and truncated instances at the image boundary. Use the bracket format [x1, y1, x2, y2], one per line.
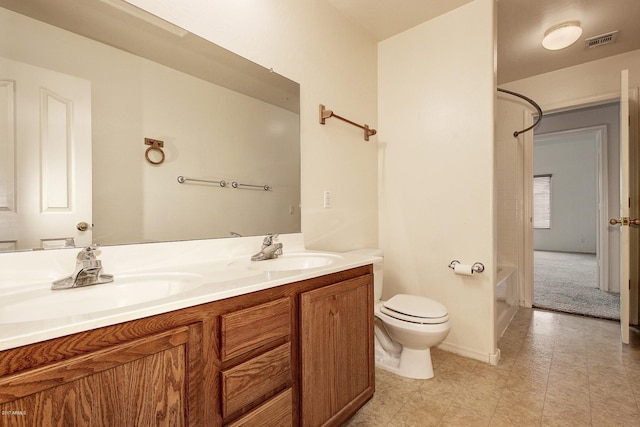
[375, 295, 450, 379]
[348, 249, 451, 380]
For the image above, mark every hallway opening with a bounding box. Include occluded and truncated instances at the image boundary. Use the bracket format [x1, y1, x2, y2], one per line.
[532, 102, 621, 320]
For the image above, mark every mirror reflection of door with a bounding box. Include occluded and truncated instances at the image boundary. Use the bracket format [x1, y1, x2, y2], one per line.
[0, 57, 91, 251]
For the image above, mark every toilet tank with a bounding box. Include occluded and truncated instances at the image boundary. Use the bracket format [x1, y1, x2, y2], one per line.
[346, 249, 383, 301]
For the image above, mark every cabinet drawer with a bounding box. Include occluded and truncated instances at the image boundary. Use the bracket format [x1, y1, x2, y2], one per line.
[226, 388, 292, 427]
[221, 342, 291, 418]
[221, 297, 291, 360]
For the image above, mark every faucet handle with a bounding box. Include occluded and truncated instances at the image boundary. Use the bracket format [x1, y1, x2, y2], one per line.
[76, 245, 99, 262]
[262, 234, 279, 246]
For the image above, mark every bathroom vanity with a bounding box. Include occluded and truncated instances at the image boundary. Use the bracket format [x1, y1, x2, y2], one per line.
[0, 236, 375, 426]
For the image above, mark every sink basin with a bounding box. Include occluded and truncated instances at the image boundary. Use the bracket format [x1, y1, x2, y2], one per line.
[0, 272, 205, 323]
[246, 253, 343, 272]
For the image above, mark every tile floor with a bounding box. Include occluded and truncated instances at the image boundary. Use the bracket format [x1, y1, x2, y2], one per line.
[345, 308, 640, 426]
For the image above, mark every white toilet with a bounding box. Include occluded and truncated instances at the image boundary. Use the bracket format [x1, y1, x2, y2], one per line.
[353, 249, 451, 379]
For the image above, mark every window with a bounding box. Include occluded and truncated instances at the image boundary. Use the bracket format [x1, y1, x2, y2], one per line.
[533, 174, 551, 229]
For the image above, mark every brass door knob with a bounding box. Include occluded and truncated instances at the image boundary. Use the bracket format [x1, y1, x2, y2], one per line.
[76, 221, 90, 231]
[609, 218, 640, 226]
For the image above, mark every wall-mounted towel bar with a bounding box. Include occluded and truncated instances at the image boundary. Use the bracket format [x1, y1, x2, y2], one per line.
[177, 176, 227, 187]
[497, 88, 543, 137]
[232, 181, 271, 191]
[319, 104, 377, 141]
[177, 176, 271, 191]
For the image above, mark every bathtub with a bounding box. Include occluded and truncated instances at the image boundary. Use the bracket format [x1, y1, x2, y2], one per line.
[495, 266, 518, 338]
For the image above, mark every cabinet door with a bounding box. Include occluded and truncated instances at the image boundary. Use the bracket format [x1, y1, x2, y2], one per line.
[0, 326, 196, 427]
[300, 274, 374, 427]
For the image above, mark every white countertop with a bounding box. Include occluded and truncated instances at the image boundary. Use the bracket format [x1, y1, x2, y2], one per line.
[0, 234, 378, 352]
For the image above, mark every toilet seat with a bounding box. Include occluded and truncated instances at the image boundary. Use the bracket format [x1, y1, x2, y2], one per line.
[380, 294, 449, 324]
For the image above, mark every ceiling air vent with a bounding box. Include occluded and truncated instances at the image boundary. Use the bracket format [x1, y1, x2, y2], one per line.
[585, 31, 619, 48]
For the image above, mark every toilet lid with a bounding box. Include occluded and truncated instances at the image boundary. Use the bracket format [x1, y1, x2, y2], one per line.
[381, 294, 448, 324]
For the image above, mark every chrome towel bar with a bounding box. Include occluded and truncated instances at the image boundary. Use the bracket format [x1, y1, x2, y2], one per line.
[232, 181, 271, 191]
[177, 176, 271, 191]
[177, 176, 227, 187]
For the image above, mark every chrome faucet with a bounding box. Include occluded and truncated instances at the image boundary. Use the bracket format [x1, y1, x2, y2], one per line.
[52, 245, 114, 290]
[251, 234, 283, 261]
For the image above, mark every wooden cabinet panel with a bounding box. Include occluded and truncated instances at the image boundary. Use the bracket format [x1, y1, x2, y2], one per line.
[220, 297, 291, 361]
[221, 342, 291, 419]
[0, 327, 191, 426]
[226, 388, 292, 427]
[300, 274, 374, 427]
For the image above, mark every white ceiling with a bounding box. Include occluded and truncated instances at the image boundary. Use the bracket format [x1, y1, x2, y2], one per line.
[326, 0, 473, 41]
[327, 0, 640, 84]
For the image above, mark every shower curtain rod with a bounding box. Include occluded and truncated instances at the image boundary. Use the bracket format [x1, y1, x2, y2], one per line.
[497, 88, 543, 137]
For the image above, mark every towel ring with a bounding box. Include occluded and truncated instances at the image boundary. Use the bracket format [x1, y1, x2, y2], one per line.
[144, 138, 165, 165]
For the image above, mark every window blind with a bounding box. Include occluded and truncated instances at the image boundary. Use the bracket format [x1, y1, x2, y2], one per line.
[533, 175, 551, 229]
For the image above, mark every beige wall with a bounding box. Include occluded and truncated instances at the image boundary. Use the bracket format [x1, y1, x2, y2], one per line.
[378, 0, 498, 362]
[128, 0, 380, 252]
[132, 0, 499, 362]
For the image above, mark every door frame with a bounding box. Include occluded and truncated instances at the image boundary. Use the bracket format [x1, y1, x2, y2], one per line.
[628, 86, 639, 326]
[532, 125, 609, 291]
[523, 90, 639, 325]
[522, 92, 625, 304]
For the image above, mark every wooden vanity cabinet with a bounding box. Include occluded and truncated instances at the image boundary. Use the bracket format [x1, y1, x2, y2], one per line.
[0, 265, 373, 427]
[300, 274, 374, 427]
[0, 316, 206, 426]
[219, 297, 294, 425]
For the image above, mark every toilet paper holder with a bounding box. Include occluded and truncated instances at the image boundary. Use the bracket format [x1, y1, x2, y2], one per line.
[448, 260, 485, 273]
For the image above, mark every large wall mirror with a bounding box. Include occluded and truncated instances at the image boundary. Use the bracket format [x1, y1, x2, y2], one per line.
[0, 0, 301, 252]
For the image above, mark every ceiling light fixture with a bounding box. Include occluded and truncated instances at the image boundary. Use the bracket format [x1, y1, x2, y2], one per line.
[542, 21, 582, 50]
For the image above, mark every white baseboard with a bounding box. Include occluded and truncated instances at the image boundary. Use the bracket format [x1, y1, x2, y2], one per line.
[438, 342, 501, 365]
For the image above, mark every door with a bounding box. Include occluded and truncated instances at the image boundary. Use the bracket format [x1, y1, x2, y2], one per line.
[610, 69, 636, 344]
[300, 275, 374, 426]
[0, 326, 191, 426]
[0, 56, 92, 250]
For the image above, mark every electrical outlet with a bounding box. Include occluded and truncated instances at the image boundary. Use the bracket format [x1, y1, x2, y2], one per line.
[323, 190, 331, 208]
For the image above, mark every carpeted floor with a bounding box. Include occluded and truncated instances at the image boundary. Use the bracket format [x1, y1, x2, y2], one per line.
[534, 250, 620, 320]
